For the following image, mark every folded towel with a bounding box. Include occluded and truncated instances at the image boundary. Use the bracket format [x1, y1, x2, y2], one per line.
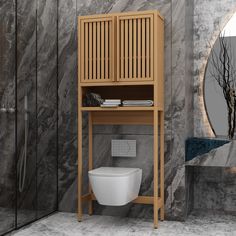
[122, 100, 154, 107]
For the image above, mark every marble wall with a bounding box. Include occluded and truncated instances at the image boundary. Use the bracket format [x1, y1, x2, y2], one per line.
[36, 0, 58, 219]
[193, 167, 236, 214]
[194, 0, 236, 137]
[58, 0, 194, 221]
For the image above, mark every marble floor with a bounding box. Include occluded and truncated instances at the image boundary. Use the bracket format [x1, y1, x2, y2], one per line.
[8, 211, 236, 236]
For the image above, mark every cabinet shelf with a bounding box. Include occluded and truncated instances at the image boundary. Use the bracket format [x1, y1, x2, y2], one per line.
[82, 193, 164, 207]
[81, 106, 157, 111]
[80, 81, 155, 87]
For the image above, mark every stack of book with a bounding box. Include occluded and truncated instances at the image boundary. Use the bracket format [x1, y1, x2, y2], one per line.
[100, 99, 121, 107]
[122, 100, 154, 107]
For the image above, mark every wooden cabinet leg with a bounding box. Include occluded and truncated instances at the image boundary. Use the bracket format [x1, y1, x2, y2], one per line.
[88, 113, 93, 215]
[160, 111, 164, 221]
[78, 110, 83, 222]
[154, 110, 159, 228]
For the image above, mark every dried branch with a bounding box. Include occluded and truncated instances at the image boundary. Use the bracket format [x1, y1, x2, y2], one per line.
[208, 34, 236, 139]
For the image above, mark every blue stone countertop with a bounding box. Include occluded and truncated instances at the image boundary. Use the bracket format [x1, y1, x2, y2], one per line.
[185, 137, 230, 165]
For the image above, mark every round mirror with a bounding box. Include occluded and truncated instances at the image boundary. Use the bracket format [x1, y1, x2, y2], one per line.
[204, 13, 236, 139]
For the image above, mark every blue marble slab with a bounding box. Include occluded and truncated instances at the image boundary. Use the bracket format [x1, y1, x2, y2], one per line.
[185, 138, 229, 162]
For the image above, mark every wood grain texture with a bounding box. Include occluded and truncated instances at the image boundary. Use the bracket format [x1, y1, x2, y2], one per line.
[153, 110, 159, 228]
[89, 23, 93, 81]
[82, 193, 163, 206]
[97, 22, 100, 80]
[101, 21, 105, 80]
[105, 21, 109, 80]
[129, 19, 133, 79]
[125, 19, 128, 79]
[88, 113, 93, 215]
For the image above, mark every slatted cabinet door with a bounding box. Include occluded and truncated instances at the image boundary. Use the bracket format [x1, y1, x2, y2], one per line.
[117, 12, 154, 82]
[78, 15, 115, 83]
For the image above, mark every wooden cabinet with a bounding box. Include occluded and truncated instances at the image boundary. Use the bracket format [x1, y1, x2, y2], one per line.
[78, 10, 164, 229]
[78, 11, 163, 84]
[78, 15, 116, 82]
[117, 12, 154, 82]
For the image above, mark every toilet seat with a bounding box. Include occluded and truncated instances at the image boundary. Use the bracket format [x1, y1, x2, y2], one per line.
[88, 167, 140, 177]
[88, 167, 142, 206]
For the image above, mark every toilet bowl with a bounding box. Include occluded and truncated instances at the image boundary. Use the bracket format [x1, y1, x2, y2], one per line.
[88, 167, 142, 206]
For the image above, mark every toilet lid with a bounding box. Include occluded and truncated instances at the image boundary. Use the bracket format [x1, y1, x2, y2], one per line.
[88, 167, 141, 177]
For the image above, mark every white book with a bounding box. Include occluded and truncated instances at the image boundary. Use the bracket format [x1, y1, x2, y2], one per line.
[100, 104, 119, 108]
[104, 99, 121, 103]
[103, 102, 121, 105]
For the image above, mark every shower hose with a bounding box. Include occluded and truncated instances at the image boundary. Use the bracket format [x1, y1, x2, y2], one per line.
[18, 95, 28, 193]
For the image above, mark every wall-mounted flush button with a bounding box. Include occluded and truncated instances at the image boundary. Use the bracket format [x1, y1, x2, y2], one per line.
[111, 140, 136, 157]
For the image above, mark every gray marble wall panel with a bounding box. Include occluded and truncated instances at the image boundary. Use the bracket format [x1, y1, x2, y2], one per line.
[194, 0, 236, 137]
[167, 0, 194, 220]
[58, 0, 78, 211]
[186, 142, 236, 215]
[168, 0, 187, 220]
[58, 0, 194, 221]
[185, 167, 194, 215]
[37, 0, 58, 218]
[185, 0, 194, 138]
[185, 0, 194, 218]
[193, 167, 236, 214]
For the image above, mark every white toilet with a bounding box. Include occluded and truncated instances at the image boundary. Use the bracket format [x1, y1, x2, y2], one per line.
[88, 167, 142, 206]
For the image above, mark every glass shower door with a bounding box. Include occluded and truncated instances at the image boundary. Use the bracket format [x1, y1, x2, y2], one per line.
[16, 0, 37, 227]
[0, 0, 16, 234]
[0, 0, 58, 234]
[16, 0, 58, 227]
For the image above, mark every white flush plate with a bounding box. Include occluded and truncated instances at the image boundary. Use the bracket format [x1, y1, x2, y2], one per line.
[111, 140, 136, 157]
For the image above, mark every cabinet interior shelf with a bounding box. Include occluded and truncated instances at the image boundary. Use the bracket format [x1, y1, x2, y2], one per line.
[81, 106, 158, 111]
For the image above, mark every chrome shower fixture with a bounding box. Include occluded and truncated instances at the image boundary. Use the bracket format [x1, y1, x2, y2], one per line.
[18, 95, 29, 193]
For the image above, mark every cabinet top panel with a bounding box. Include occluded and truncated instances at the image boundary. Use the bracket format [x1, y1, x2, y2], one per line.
[78, 10, 164, 22]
